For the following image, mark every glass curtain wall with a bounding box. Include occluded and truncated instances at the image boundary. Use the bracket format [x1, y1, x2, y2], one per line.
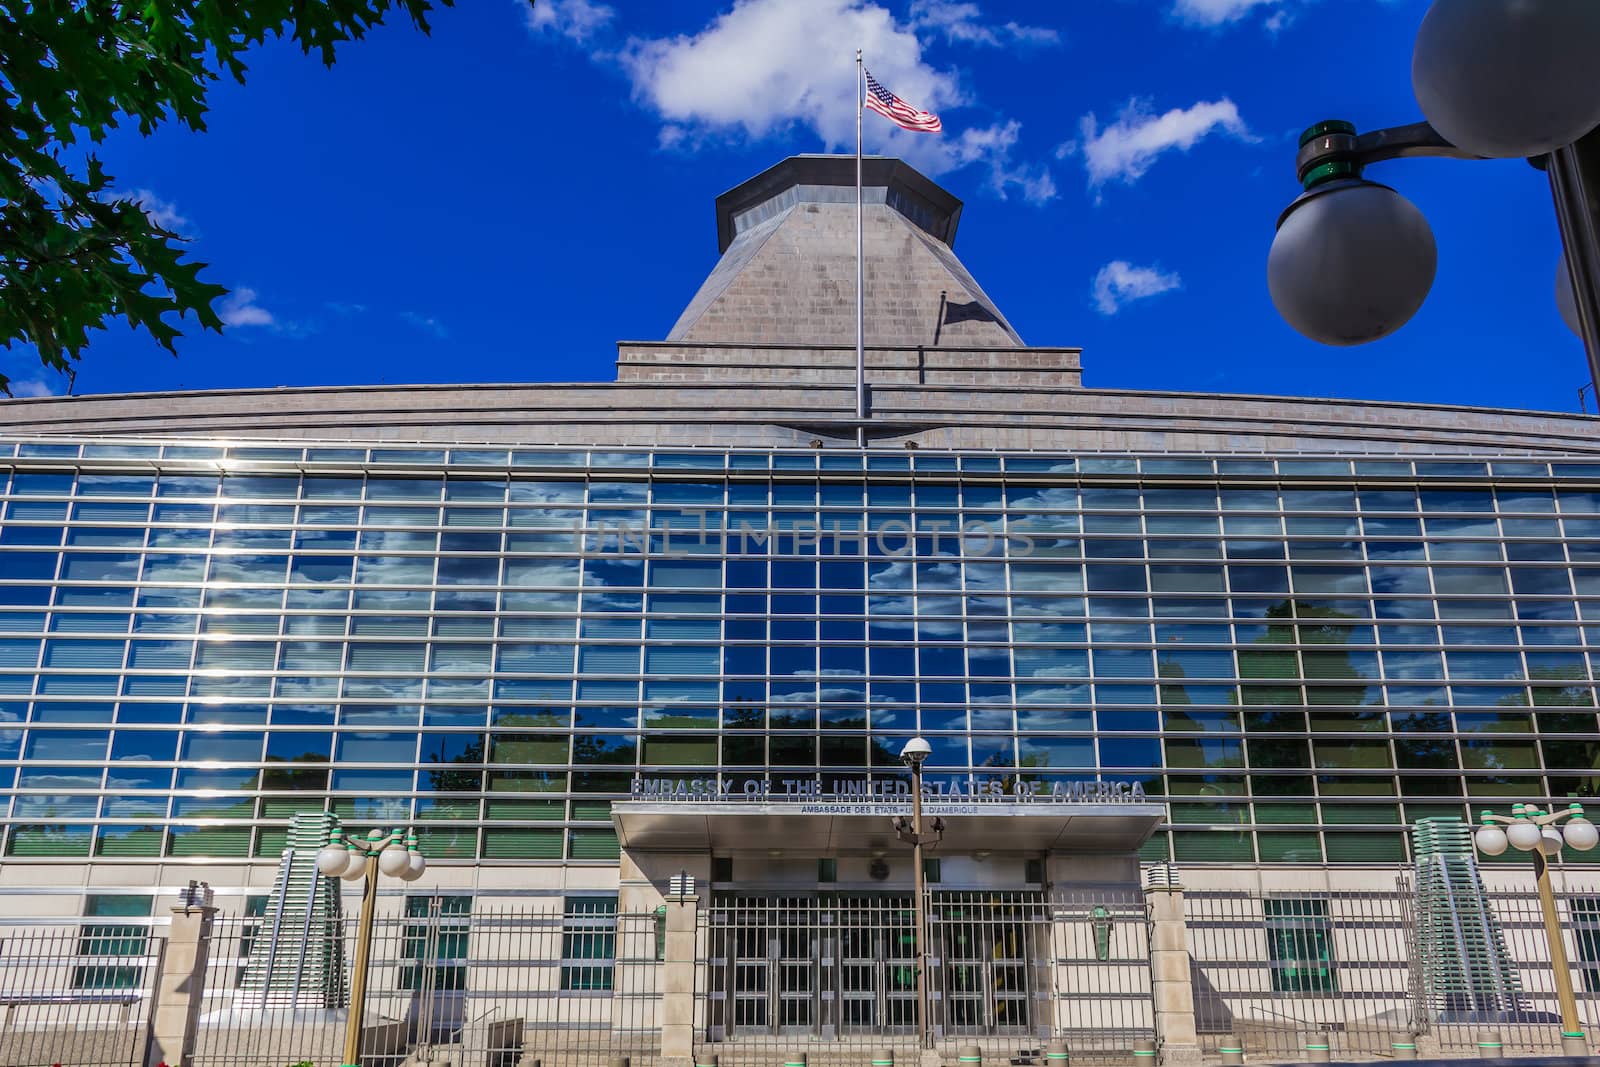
[0, 439, 1597, 865]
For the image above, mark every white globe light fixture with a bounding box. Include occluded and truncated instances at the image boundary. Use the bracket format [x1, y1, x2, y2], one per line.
[317, 835, 351, 877]
[1540, 828, 1566, 856]
[1474, 823, 1509, 857]
[339, 844, 368, 881]
[1413, 0, 1600, 159]
[1565, 816, 1600, 852]
[1269, 178, 1437, 347]
[378, 838, 410, 879]
[401, 838, 428, 881]
[1506, 818, 1543, 852]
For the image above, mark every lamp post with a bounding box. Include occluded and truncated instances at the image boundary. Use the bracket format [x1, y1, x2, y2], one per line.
[891, 737, 944, 1052]
[1267, 1, 1600, 393]
[316, 826, 427, 1067]
[1472, 802, 1599, 1056]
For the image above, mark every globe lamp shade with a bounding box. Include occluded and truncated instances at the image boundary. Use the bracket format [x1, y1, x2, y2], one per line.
[402, 850, 427, 881]
[1540, 828, 1565, 856]
[1565, 818, 1600, 852]
[1506, 819, 1543, 852]
[1413, 0, 1600, 158]
[1269, 181, 1437, 347]
[316, 844, 351, 877]
[1474, 824, 1509, 857]
[340, 849, 369, 881]
[378, 843, 411, 878]
[1557, 257, 1583, 337]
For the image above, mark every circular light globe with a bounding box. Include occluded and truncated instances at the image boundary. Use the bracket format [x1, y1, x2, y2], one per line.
[339, 849, 368, 881]
[1565, 818, 1600, 852]
[1413, 0, 1600, 158]
[378, 843, 410, 878]
[1269, 181, 1437, 346]
[401, 851, 427, 881]
[1475, 824, 1509, 856]
[316, 843, 351, 877]
[1557, 257, 1583, 337]
[1541, 828, 1566, 856]
[1506, 819, 1543, 852]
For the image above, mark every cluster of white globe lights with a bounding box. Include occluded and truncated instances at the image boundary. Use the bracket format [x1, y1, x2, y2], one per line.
[1474, 803, 1600, 858]
[1268, 0, 1600, 347]
[316, 829, 428, 882]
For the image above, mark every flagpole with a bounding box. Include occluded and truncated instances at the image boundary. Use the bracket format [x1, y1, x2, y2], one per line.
[855, 48, 866, 449]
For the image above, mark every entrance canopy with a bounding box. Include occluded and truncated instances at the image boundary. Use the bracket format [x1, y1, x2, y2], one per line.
[611, 800, 1165, 855]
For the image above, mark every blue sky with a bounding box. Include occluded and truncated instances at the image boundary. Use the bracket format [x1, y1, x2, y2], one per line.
[8, 0, 1592, 415]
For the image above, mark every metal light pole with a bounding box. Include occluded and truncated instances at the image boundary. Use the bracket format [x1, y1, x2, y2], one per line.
[1267, 2, 1600, 393]
[892, 737, 943, 1052]
[1472, 802, 1600, 1056]
[317, 826, 428, 1067]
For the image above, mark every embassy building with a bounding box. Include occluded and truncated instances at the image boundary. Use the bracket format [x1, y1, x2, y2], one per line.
[3, 155, 1600, 1060]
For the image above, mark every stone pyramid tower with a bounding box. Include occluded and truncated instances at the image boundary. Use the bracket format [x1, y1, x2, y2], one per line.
[668, 155, 1022, 348]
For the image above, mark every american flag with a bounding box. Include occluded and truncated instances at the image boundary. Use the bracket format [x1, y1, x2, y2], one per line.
[864, 70, 942, 133]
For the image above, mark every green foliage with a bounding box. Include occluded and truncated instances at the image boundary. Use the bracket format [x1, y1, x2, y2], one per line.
[0, 0, 472, 395]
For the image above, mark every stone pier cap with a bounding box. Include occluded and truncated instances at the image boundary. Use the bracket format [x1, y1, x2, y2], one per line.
[611, 800, 1164, 854]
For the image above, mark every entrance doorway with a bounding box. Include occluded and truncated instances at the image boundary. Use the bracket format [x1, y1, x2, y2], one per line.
[703, 892, 1050, 1043]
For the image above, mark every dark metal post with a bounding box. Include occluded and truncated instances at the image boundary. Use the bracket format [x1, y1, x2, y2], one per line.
[1548, 127, 1600, 393]
[910, 761, 931, 1052]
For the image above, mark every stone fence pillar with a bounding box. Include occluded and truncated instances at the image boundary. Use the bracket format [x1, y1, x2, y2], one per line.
[659, 891, 700, 1067]
[1144, 877, 1201, 1066]
[146, 895, 217, 1067]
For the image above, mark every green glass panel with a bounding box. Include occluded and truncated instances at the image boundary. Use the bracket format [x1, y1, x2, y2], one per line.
[484, 798, 562, 819]
[1321, 803, 1399, 825]
[167, 827, 251, 857]
[569, 829, 620, 860]
[482, 828, 563, 859]
[253, 829, 290, 857]
[642, 736, 718, 766]
[1171, 830, 1252, 862]
[1248, 739, 1309, 769]
[571, 800, 612, 821]
[414, 827, 478, 858]
[1242, 685, 1301, 706]
[1404, 803, 1467, 824]
[1323, 832, 1405, 863]
[1313, 740, 1392, 769]
[1169, 801, 1247, 824]
[1239, 651, 1298, 679]
[95, 828, 163, 857]
[1138, 834, 1170, 862]
[419, 798, 484, 820]
[1257, 832, 1323, 863]
[1461, 740, 1539, 770]
[1255, 802, 1317, 824]
[8, 826, 93, 856]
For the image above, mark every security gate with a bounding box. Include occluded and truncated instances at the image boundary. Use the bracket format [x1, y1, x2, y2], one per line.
[703, 892, 1049, 1044]
[934, 892, 1047, 1036]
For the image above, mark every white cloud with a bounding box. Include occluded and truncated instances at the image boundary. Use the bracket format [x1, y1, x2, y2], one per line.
[907, 1, 1060, 47]
[1072, 97, 1254, 190]
[1091, 260, 1181, 315]
[616, 0, 1055, 202]
[1171, 0, 1282, 26]
[112, 188, 189, 232]
[218, 288, 275, 328]
[523, 0, 614, 42]
[401, 311, 450, 339]
[7, 379, 57, 398]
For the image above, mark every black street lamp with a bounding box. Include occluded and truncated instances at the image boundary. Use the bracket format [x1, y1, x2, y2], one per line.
[1268, 1, 1600, 392]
